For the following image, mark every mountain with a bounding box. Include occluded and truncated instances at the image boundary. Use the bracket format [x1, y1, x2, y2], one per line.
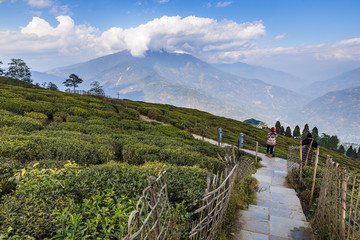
[302, 67, 360, 99]
[43, 50, 303, 124]
[213, 62, 304, 93]
[297, 86, 360, 143]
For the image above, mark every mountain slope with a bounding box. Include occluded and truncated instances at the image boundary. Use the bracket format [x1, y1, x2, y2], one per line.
[302, 67, 360, 99]
[213, 62, 304, 92]
[44, 50, 303, 124]
[298, 86, 360, 143]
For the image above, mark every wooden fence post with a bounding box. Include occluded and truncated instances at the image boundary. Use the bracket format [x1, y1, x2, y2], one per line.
[255, 141, 258, 163]
[147, 176, 160, 238]
[299, 140, 303, 182]
[340, 168, 347, 239]
[309, 145, 320, 206]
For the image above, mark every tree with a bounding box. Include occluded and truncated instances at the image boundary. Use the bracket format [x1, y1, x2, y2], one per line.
[338, 144, 345, 154]
[319, 133, 339, 151]
[0, 61, 4, 76]
[279, 126, 285, 135]
[63, 73, 83, 92]
[302, 124, 310, 139]
[346, 146, 354, 157]
[275, 121, 281, 133]
[47, 82, 59, 91]
[293, 125, 301, 138]
[5, 58, 32, 83]
[311, 127, 319, 141]
[89, 81, 105, 96]
[285, 126, 292, 138]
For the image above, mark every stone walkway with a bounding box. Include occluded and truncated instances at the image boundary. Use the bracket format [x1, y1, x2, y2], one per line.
[230, 150, 314, 240]
[191, 135, 314, 240]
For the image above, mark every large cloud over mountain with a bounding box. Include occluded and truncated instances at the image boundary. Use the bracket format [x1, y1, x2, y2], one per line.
[0, 14, 360, 71]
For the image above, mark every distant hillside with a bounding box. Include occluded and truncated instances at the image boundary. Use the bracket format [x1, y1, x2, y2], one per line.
[42, 50, 303, 125]
[213, 62, 304, 93]
[302, 67, 360, 99]
[298, 86, 360, 143]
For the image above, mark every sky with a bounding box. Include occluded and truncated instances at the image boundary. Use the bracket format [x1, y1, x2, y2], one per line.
[0, 0, 360, 81]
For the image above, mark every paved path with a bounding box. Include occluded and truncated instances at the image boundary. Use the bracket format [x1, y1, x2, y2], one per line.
[192, 135, 314, 240]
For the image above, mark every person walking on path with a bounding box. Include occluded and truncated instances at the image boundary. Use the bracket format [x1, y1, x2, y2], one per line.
[302, 133, 318, 166]
[266, 127, 277, 157]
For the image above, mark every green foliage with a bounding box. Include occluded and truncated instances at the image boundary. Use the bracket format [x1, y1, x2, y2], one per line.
[63, 73, 83, 91]
[0, 162, 207, 238]
[5, 59, 32, 83]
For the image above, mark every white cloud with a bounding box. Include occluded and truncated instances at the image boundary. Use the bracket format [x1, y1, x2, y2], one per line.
[216, 1, 232, 7]
[158, 0, 169, 3]
[1, 15, 359, 71]
[27, 0, 52, 8]
[274, 34, 286, 40]
[49, 4, 71, 15]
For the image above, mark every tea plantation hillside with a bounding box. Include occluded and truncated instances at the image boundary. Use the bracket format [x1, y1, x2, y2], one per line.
[0, 77, 256, 239]
[0, 76, 357, 239]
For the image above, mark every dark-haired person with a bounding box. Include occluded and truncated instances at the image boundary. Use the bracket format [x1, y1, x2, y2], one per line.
[266, 127, 277, 157]
[302, 133, 318, 166]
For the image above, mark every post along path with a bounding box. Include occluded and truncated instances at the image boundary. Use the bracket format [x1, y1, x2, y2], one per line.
[192, 134, 314, 240]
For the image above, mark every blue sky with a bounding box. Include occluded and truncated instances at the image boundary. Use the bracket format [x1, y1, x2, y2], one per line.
[0, 0, 359, 80]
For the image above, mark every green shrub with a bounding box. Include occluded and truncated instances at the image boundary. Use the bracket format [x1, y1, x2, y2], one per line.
[58, 122, 86, 132]
[0, 162, 207, 239]
[24, 112, 47, 125]
[66, 107, 90, 118]
[0, 98, 32, 115]
[0, 134, 114, 164]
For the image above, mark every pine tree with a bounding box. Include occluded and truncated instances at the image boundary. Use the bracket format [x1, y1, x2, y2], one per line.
[279, 126, 285, 135]
[275, 121, 281, 133]
[63, 74, 83, 92]
[338, 144, 345, 154]
[311, 127, 319, 141]
[0, 61, 4, 76]
[302, 124, 310, 139]
[346, 146, 354, 157]
[285, 126, 292, 137]
[293, 125, 301, 138]
[5, 59, 32, 83]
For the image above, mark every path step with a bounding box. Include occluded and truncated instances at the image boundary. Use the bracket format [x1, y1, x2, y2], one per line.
[230, 151, 314, 240]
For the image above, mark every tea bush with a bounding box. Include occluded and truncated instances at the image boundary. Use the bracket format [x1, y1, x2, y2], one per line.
[0, 162, 207, 239]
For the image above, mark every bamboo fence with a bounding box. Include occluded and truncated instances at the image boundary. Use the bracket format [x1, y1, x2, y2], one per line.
[122, 171, 171, 240]
[314, 157, 360, 239]
[189, 155, 253, 240]
[287, 144, 360, 240]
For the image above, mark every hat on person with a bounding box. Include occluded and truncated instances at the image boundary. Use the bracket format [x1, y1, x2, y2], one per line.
[271, 127, 276, 132]
[307, 133, 312, 138]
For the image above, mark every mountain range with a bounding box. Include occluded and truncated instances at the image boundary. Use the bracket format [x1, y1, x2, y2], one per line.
[31, 50, 360, 143]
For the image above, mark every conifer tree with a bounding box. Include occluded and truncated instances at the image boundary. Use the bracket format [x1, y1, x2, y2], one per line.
[275, 121, 281, 133]
[338, 144, 345, 154]
[312, 127, 319, 141]
[63, 73, 83, 92]
[0, 61, 4, 76]
[279, 126, 285, 135]
[293, 125, 301, 138]
[285, 126, 292, 137]
[346, 146, 354, 157]
[302, 124, 310, 139]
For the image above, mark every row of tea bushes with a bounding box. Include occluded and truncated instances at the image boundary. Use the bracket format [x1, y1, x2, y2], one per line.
[0, 161, 207, 239]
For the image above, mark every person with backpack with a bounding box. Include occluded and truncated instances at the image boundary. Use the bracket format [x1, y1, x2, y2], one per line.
[266, 127, 277, 157]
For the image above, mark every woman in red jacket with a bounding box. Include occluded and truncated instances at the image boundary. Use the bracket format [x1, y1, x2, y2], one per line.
[266, 127, 277, 157]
